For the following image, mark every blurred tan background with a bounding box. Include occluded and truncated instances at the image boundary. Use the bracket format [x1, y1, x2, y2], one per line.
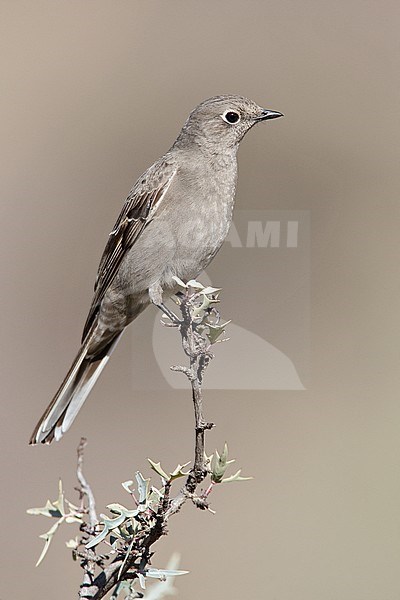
[1, 1, 400, 598]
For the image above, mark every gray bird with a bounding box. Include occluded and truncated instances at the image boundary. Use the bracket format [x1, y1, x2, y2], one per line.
[30, 95, 283, 444]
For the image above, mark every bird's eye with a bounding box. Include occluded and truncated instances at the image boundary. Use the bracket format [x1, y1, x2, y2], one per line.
[222, 111, 240, 124]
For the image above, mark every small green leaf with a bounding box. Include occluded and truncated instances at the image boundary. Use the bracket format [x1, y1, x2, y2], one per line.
[206, 321, 231, 344]
[27, 480, 67, 519]
[171, 275, 187, 289]
[186, 279, 204, 289]
[36, 518, 63, 566]
[101, 513, 127, 530]
[121, 480, 134, 494]
[138, 573, 146, 589]
[145, 568, 189, 579]
[221, 469, 253, 484]
[65, 515, 82, 524]
[135, 472, 150, 505]
[149, 486, 162, 500]
[148, 459, 169, 481]
[169, 462, 191, 481]
[192, 295, 212, 318]
[86, 524, 110, 549]
[106, 503, 127, 515]
[148, 486, 163, 510]
[27, 499, 61, 518]
[106, 504, 139, 519]
[212, 443, 229, 483]
[201, 286, 221, 295]
[65, 499, 82, 515]
[52, 479, 65, 516]
[66, 537, 79, 549]
[116, 520, 135, 540]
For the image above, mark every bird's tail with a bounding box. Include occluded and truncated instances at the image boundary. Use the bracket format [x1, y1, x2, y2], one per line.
[29, 329, 123, 445]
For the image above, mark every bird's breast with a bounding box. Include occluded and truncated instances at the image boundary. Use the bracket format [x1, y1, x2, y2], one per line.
[157, 160, 237, 288]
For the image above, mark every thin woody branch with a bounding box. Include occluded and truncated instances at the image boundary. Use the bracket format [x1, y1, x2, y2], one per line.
[77, 438, 98, 528]
[76, 438, 100, 599]
[78, 284, 220, 599]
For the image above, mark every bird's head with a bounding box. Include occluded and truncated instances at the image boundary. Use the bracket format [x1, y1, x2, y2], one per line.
[175, 95, 283, 153]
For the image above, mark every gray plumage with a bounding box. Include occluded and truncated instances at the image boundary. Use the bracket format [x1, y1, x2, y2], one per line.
[30, 95, 283, 444]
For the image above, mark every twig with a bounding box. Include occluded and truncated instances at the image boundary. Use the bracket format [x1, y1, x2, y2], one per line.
[77, 437, 98, 527]
[76, 438, 100, 599]
[76, 287, 218, 598]
[176, 290, 215, 493]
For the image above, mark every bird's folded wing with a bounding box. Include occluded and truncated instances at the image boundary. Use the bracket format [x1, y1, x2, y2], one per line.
[82, 159, 177, 340]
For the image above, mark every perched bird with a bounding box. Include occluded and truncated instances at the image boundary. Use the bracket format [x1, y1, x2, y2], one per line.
[30, 95, 283, 444]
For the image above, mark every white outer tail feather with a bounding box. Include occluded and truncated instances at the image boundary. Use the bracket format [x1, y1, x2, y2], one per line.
[30, 331, 123, 444]
[53, 350, 113, 442]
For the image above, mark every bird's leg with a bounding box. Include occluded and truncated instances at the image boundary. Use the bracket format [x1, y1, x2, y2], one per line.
[149, 282, 182, 325]
[158, 303, 181, 325]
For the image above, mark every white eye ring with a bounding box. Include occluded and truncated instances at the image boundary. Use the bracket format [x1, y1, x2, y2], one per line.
[221, 110, 241, 125]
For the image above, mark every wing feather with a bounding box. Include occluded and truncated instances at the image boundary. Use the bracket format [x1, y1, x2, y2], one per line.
[82, 160, 177, 340]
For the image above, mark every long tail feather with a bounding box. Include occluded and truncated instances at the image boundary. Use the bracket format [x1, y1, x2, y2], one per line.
[29, 331, 123, 444]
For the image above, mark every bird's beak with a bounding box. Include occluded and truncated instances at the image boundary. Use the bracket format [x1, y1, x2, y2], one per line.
[256, 109, 284, 121]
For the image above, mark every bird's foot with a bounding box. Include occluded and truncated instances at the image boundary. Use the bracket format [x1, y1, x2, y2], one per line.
[149, 282, 182, 325]
[157, 302, 182, 326]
